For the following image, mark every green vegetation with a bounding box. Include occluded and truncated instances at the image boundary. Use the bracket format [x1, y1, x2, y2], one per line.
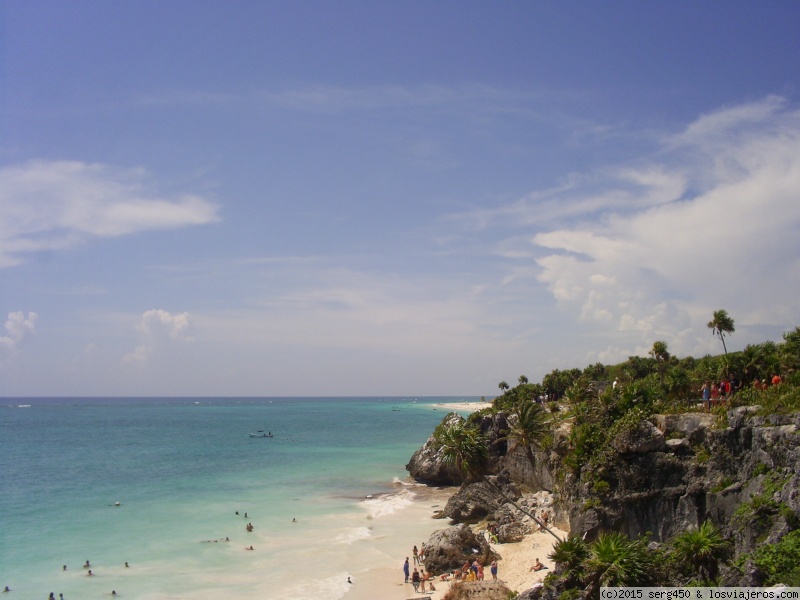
[547, 532, 661, 597]
[670, 521, 729, 583]
[464, 321, 800, 595]
[482, 322, 800, 485]
[743, 529, 800, 585]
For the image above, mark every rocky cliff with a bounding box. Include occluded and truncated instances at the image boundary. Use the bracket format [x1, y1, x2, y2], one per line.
[406, 405, 800, 587]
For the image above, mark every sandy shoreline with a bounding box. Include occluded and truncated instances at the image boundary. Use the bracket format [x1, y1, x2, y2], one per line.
[348, 483, 565, 600]
[432, 401, 492, 413]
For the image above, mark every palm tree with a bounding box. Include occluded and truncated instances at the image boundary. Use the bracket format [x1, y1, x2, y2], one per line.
[650, 340, 671, 383]
[671, 521, 728, 583]
[498, 381, 510, 392]
[583, 532, 654, 598]
[506, 400, 549, 473]
[518, 375, 529, 385]
[433, 420, 488, 482]
[434, 420, 562, 542]
[707, 309, 735, 356]
[649, 340, 670, 363]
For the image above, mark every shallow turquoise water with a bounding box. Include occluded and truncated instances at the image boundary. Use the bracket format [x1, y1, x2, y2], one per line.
[0, 397, 474, 599]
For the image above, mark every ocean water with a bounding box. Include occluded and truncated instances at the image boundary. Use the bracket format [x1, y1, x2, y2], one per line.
[0, 397, 477, 600]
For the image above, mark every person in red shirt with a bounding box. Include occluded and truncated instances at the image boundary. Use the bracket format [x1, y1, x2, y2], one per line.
[772, 374, 782, 386]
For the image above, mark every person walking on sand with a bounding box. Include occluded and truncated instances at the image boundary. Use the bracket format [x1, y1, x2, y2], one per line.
[491, 559, 498, 580]
[403, 557, 410, 583]
[411, 568, 420, 592]
[412, 545, 419, 565]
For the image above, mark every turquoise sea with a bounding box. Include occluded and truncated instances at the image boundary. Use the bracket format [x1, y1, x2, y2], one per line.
[0, 397, 478, 600]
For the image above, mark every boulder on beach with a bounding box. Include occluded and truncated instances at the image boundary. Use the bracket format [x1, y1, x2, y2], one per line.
[422, 523, 498, 575]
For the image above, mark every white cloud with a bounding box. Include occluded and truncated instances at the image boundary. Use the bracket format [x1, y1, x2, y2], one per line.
[121, 309, 194, 366]
[530, 97, 800, 359]
[138, 309, 194, 341]
[0, 311, 38, 352]
[0, 160, 220, 268]
[121, 344, 152, 365]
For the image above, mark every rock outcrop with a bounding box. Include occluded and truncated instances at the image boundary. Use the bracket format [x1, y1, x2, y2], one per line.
[422, 523, 498, 575]
[409, 405, 800, 590]
[405, 412, 465, 485]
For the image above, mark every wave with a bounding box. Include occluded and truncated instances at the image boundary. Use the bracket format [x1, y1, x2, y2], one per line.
[335, 526, 373, 544]
[361, 488, 416, 519]
[392, 476, 427, 487]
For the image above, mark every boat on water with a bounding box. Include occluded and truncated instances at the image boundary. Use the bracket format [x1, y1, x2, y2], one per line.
[249, 430, 273, 438]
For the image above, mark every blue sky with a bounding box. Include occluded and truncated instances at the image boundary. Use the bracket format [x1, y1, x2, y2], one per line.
[2, 1, 799, 396]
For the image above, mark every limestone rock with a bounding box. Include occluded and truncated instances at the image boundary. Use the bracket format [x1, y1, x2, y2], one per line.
[422, 523, 497, 575]
[442, 479, 506, 523]
[406, 412, 465, 485]
[611, 419, 665, 454]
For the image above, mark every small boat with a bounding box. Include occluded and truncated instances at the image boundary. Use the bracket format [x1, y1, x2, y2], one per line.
[249, 430, 273, 438]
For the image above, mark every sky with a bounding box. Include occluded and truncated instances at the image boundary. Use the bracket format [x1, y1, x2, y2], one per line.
[2, 1, 800, 397]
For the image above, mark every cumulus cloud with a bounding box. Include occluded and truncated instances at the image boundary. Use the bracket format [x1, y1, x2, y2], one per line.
[0, 160, 220, 268]
[531, 97, 800, 359]
[121, 344, 152, 365]
[0, 311, 38, 352]
[138, 309, 194, 341]
[122, 309, 194, 365]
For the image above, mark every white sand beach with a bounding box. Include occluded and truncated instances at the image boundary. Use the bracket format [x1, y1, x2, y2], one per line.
[346, 484, 565, 600]
[487, 527, 567, 594]
[432, 401, 492, 413]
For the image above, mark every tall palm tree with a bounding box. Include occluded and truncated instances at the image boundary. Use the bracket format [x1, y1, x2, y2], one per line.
[498, 381, 510, 392]
[707, 309, 735, 356]
[434, 420, 562, 542]
[671, 521, 728, 583]
[518, 375, 529, 385]
[650, 340, 671, 383]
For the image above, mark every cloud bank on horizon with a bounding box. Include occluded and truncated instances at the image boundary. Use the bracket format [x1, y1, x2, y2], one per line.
[2, 3, 799, 396]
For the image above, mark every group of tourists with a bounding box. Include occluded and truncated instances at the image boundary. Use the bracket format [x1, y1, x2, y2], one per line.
[701, 372, 783, 409]
[405, 552, 437, 593]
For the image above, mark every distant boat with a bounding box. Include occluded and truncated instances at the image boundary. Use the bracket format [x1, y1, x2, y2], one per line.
[249, 430, 273, 438]
[392, 407, 401, 411]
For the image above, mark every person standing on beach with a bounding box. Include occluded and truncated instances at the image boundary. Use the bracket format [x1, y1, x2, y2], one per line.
[403, 557, 410, 583]
[490, 560, 498, 580]
[411, 568, 420, 592]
